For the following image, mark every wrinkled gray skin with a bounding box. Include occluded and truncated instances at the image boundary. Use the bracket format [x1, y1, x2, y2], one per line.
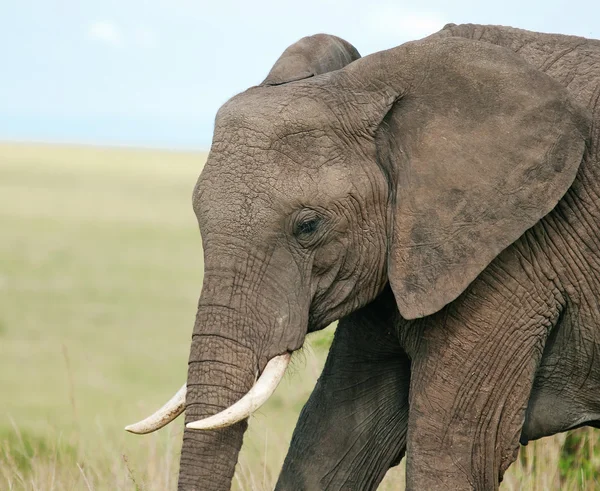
[176, 25, 600, 490]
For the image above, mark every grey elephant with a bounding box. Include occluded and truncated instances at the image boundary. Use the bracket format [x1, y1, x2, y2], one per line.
[125, 23, 600, 490]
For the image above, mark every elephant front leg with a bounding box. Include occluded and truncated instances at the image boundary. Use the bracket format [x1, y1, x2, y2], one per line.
[402, 267, 561, 490]
[277, 287, 410, 491]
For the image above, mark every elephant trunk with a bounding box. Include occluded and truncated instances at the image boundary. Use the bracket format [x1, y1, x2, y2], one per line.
[126, 252, 305, 489]
[174, 305, 255, 490]
[178, 281, 299, 491]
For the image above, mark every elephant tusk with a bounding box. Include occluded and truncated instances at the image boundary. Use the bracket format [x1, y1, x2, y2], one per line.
[186, 352, 291, 430]
[125, 384, 186, 434]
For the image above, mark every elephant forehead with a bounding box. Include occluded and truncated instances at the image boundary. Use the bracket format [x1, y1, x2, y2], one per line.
[193, 85, 363, 234]
[214, 85, 344, 144]
[204, 89, 350, 190]
[205, 132, 343, 180]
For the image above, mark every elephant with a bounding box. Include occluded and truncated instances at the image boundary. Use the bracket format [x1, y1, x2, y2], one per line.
[125, 23, 600, 490]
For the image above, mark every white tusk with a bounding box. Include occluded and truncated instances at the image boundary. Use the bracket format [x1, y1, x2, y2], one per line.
[186, 353, 291, 430]
[125, 384, 186, 434]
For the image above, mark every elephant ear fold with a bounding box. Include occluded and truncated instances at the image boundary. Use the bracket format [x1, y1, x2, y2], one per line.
[375, 38, 590, 319]
[262, 34, 360, 86]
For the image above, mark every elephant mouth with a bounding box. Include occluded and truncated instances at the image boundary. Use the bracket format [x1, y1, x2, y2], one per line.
[124, 352, 292, 434]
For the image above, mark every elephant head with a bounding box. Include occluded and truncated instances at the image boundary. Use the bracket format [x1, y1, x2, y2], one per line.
[126, 31, 589, 490]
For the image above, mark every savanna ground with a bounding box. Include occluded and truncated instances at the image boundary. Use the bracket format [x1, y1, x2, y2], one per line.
[0, 142, 599, 490]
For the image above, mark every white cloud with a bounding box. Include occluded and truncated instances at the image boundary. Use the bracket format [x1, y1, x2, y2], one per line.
[87, 21, 122, 46]
[366, 8, 447, 40]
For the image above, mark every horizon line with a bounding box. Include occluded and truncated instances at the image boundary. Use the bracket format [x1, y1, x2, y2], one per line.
[0, 138, 210, 154]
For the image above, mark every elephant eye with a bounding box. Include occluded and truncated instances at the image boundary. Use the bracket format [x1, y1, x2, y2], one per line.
[293, 212, 322, 240]
[297, 218, 320, 235]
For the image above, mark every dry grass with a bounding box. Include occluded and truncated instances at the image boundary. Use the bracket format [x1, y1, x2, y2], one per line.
[1, 142, 598, 490]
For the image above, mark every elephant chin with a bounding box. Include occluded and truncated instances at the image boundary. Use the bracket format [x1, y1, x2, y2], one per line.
[124, 353, 291, 434]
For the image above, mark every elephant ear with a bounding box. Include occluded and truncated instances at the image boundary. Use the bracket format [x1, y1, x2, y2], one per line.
[262, 34, 360, 86]
[366, 38, 591, 319]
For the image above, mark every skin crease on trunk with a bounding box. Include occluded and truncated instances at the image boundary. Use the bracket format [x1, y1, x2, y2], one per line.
[171, 26, 600, 491]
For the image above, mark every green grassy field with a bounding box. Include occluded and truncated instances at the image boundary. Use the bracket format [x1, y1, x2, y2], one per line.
[1, 142, 598, 490]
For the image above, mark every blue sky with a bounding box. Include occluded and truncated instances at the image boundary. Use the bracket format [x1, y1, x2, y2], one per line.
[2, 1, 598, 149]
